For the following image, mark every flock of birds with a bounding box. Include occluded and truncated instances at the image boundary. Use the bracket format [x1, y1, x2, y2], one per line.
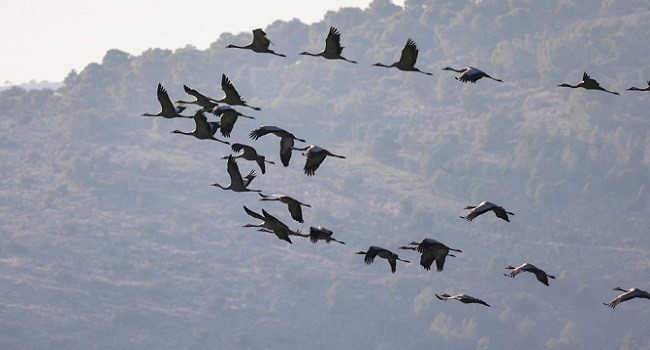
[140, 26, 650, 310]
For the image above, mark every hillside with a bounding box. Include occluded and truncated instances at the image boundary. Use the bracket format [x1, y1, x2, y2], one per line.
[1, 0, 649, 349]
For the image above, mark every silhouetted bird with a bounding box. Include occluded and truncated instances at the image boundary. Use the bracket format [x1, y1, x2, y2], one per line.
[436, 293, 490, 307]
[558, 72, 619, 95]
[225, 143, 274, 174]
[308, 226, 345, 245]
[258, 193, 311, 223]
[626, 81, 650, 92]
[356, 246, 410, 273]
[249, 125, 305, 167]
[373, 39, 432, 75]
[142, 83, 192, 118]
[442, 66, 503, 83]
[170, 111, 229, 144]
[399, 238, 461, 271]
[603, 287, 650, 308]
[218, 74, 262, 110]
[211, 155, 261, 193]
[461, 201, 513, 222]
[293, 145, 346, 176]
[226, 28, 286, 57]
[300, 26, 357, 64]
[504, 263, 555, 286]
[211, 105, 255, 138]
[176, 85, 220, 111]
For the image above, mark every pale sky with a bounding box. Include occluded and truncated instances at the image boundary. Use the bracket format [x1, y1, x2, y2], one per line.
[1, 0, 404, 86]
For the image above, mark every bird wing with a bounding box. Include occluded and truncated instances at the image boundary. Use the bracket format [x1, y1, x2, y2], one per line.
[434, 248, 448, 272]
[325, 26, 343, 55]
[419, 250, 435, 271]
[193, 111, 211, 134]
[399, 39, 418, 67]
[303, 149, 326, 176]
[243, 206, 265, 221]
[157, 83, 176, 115]
[285, 198, 305, 223]
[252, 28, 272, 49]
[219, 110, 237, 137]
[279, 137, 295, 167]
[221, 74, 245, 103]
[532, 269, 550, 286]
[226, 156, 245, 188]
[388, 258, 397, 273]
[230, 143, 248, 154]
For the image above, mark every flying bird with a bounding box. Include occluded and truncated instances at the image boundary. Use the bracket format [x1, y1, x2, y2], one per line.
[242, 206, 300, 244]
[626, 81, 650, 92]
[373, 39, 432, 75]
[558, 72, 620, 95]
[504, 263, 555, 286]
[218, 74, 262, 110]
[604, 287, 650, 308]
[442, 66, 503, 83]
[460, 201, 514, 222]
[224, 143, 274, 174]
[210, 105, 255, 138]
[170, 111, 229, 144]
[435, 293, 490, 307]
[299, 26, 357, 64]
[293, 145, 346, 176]
[356, 246, 410, 273]
[399, 238, 461, 272]
[308, 226, 345, 245]
[249, 125, 305, 167]
[258, 193, 311, 223]
[211, 155, 261, 193]
[142, 83, 192, 118]
[226, 28, 286, 57]
[176, 85, 220, 111]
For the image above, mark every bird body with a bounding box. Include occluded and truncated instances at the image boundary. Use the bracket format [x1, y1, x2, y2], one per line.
[442, 66, 503, 83]
[225, 143, 274, 174]
[461, 201, 513, 222]
[399, 238, 461, 271]
[170, 111, 229, 144]
[211, 105, 255, 138]
[211, 155, 261, 193]
[558, 72, 619, 95]
[356, 246, 410, 273]
[300, 26, 357, 64]
[504, 263, 555, 286]
[308, 226, 345, 244]
[258, 193, 311, 223]
[604, 287, 650, 308]
[249, 125, 305, 167]
[227, 28, 286, 57]
[142, 83, 192, 118]
[294, 145, 346, 176]
[626, 81, 650, 92]
[218, 74, 261, 110]
[436, 293, 490, 307]
[176, 85, 220, 111]
[373, 39, 432, 75]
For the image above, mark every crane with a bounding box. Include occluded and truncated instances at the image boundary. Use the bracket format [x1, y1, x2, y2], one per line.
[604, 287, 650, 308]
[170, 111, 229, 144]
[504, 262, 555, 286]
[176, 85, 220, 111]
[218, 74, 262, 110]
[356, 246, 410, 273]
[373, 39, 432, 75]
[258, 193, 311, 223]
[210, 105, 255, 138]
[308, 226, 345, 245]
[293, 145, 346, 176]
[142, 83, 192, 118]
[211, 155, 261, 193]
[461, 201, 513, 222]
[249, 125, 305, 167]
[442, 66, 503, 83]
[558, 72, 619, 95]
[399, 238, 461, 272]
[224, 143, 274, 174]
[435, 293, 490, 307]
[226, 28, 286, 57]
[299, 26, 357, 64]
[242, 206, 301, 244]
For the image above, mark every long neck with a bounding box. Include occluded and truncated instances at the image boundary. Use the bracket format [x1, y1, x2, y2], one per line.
[446, 67, 465, 73]
[171, 130, 193, 136]
[374, 62, 396, 68]
[227, 44, 250, 50]
[301, 51, 322, 57]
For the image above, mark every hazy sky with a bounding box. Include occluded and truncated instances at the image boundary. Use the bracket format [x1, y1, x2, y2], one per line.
[2, 0, 404, 86]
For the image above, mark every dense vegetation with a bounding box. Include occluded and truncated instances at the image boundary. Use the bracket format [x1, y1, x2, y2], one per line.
[1, 0, 649, 349]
